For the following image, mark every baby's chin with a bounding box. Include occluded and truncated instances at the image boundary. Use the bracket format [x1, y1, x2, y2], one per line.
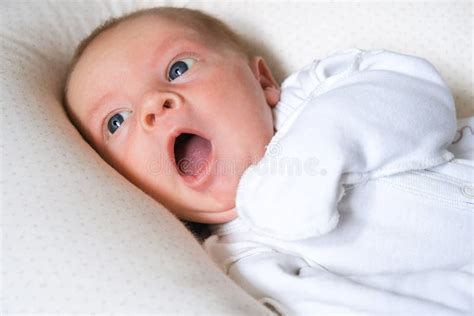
[193, 207, 238, 224]
[169, 192, 238, 224]
[173, 160, 248, 223]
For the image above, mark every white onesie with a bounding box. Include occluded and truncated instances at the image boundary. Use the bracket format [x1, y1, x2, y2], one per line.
[204, 49, 474, 315]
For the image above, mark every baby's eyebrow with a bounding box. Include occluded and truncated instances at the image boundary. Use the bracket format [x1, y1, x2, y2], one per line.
[151, 35, 205, 63]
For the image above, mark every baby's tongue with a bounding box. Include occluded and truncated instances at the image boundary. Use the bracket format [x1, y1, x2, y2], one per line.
[176, 135, 211, 176]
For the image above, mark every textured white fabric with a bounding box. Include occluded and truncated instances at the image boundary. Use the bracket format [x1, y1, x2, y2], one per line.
[1, 0, 472, 313]
[205, 120, 474, 314]
[236, 49, 457, 240]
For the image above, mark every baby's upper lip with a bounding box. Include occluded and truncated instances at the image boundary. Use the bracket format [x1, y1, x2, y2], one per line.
[167, 126, 214, 190]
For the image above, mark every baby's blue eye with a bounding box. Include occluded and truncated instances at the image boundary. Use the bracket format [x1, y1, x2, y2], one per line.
[168, 58, 196, 81]
[107, 110, 131, 135]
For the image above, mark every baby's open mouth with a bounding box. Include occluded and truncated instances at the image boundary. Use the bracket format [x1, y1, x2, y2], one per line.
[173, 133, 212, 179]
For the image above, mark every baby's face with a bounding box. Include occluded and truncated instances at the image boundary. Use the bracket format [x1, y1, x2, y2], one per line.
[67, 15, 279, 223]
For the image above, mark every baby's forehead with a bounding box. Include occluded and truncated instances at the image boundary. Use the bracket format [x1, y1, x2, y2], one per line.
[96, 14, 208, 49]
[77, 18, 210, 75]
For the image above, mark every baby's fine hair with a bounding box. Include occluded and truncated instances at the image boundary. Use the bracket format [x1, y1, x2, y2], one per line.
[62, 7, 249, 126]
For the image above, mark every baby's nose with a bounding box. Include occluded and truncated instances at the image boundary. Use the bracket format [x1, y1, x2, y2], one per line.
[139, 90, 182, 130]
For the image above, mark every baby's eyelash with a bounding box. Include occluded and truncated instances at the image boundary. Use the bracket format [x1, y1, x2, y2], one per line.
[102, 108, 132, 141]
[167, 58, 196, 81]
[166, 52, 200, 81]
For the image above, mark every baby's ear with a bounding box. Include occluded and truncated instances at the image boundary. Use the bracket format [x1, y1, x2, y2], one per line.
[249, 57, 281, 108]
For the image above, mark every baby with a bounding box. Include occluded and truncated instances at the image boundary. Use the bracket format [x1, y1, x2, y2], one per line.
[64, 7, 473, 315]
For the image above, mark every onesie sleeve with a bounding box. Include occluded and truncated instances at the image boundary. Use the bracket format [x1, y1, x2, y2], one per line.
[223, 249, 472, 315]
[236, 49, 457, 240]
